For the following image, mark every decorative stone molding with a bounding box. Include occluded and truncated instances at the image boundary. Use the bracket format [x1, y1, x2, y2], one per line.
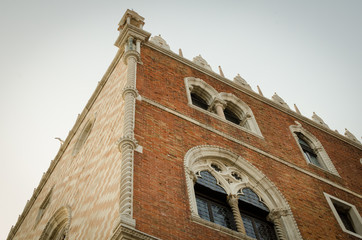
[219, 92, 262, 135]
[146, 41, 362, 150]
[290, 122, 339, 176]
[185, 77, 218, 106]
[184, 145, 303, 240]
[149, 34, 170, 51]
[116, 10, 151, 229]
[111, 223, 160, 240]
[192, 55, 212, 71]
[272, 92, 290, 109]
[233, 74, 252, 91]
[185, 77, 263, 136]
[311, 112, 329, 129]
[344, 128, 361, 144]
[39, 206, 71, 240]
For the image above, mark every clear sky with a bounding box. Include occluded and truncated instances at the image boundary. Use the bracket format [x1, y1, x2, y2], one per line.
[0, 0, 361, 238]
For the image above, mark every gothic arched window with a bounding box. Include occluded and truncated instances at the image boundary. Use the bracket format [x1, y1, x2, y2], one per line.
[185, 145, 303, 240]
[290, 123, 339, 176]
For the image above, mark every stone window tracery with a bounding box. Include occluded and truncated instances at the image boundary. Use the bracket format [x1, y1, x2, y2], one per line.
[290, 122, 339, 176]
[39, 206, 71, 240]
[185, 145, 303, 240]
[185, 77, 262, 137]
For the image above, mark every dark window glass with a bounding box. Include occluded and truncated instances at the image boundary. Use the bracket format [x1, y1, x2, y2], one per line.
[191, 93, 208, 110]
[239, 188, 277, 240]
[335, 205, 356, 232]
[197, 171, 226, 194]
[239, 188, 269, 211]
[196, 195, 236, 230]
[195, 171, 236, 230]
[297, 135, 321, 167]
[224, 108, 241, 124]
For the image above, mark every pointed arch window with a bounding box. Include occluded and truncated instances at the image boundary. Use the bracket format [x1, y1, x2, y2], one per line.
[185, 77, 263, 137]
[297, 133, 322, 167]
[290, 123, 339, 176]
[185, 146, 303, 240]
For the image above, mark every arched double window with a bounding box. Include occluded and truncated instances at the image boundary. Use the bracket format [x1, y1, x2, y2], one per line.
[185, 77, 262, 136]
[185, 145, 303, 239]
[290, 123, 339, 176]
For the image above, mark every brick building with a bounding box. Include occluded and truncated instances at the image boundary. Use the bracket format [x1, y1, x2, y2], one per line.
[7, 9, 362, 240]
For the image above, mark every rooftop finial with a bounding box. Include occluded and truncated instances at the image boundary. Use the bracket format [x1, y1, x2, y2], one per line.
[272, 92, 290, 109]
[234, 74, 252, 90]
[344, 128, 361, 144]
[218, 66, 225, 77]
[311, 112, 329, 128]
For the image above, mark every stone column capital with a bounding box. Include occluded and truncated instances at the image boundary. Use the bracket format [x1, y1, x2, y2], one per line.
[117, 136, 138, 152]
[122, 87, 138, 99]
[123, 50, 140, 64]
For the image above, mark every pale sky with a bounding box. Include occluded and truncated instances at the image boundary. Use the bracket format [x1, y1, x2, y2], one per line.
[0, 0, 361, 238]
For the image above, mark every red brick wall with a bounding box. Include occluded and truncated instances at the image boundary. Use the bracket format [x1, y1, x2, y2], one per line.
[133, 45, 362, 239]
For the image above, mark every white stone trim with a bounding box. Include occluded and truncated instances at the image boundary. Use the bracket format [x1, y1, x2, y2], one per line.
[219, 92, 262, 136]
[145, 42, 362, 150]
[324, 193, 362, 239]
[185, 77, 263, 137]
[141, 96, 361, 199]
[185, 77, 218, 106]
[184, 145, 303, 240]
[290, 122, 339, 176]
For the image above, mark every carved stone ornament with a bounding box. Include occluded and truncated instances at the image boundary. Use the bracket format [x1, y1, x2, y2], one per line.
[271, 93, 290, 109]
[192, 55, 212, 71]
[149, 34, 171, 51]
[311, 112, 329, 128]
[233, 74, 252, 90]
[344, 128, 361, 144]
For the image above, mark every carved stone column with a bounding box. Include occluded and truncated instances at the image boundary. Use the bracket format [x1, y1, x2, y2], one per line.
[227, 195, 246, 234]
[210, 98, 226, 119]
[267, 209, 288, 240]
[117, 39, 140, 227]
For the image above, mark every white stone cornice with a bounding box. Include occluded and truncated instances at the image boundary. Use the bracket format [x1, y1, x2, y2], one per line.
[144, 42, 362, 150]
[115, 23, 151, 49]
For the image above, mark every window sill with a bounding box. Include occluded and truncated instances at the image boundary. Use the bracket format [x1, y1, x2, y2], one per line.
[188, 104, 264, 139]
[190, 215, 253, 240]
[307, 162, 341, 178]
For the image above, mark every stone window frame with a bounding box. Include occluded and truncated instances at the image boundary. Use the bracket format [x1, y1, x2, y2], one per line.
[290, 122, 339, 176]
[34, 187, 54, 228]
[39, 206, 71, 240]
[185, 77, 263, 138]
[72, 118, 95, 156]
[324, 193, 362, 238]
[184, 145, 303, 240]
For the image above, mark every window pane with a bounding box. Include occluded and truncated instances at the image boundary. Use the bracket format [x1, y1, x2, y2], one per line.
[191, 93, 208, 110]
[254, 218, 278, 240]
[196, 196, 211, 221]
[224, 108, 241, 124]
[211, 203, 236, 230]
[239, 188, 269, 212]
[197, 171, 226, 194]
[241, 214, 257, 238]
[336, 208, 356, 232]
